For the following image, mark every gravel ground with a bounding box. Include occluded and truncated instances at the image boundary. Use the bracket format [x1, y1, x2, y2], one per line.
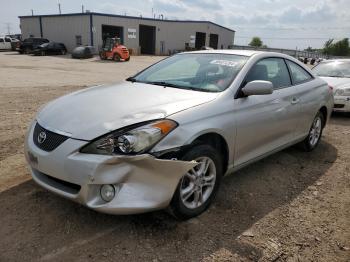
[0, 52, 349, 262]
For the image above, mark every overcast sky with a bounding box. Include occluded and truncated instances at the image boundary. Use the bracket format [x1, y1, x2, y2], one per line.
[1, 0, 349, 49]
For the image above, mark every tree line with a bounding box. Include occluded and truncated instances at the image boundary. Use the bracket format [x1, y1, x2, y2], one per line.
[248, 36, 350, 57]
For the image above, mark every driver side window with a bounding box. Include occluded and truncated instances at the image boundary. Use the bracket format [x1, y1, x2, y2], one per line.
[246, 58, 291, 89]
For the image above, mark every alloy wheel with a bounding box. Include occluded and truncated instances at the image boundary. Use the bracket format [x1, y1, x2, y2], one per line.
[309, 116, 322, 147]
[180, 157, 216, 209]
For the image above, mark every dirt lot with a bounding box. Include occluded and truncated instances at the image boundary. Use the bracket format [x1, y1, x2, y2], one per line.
[0, 52, 349, 262]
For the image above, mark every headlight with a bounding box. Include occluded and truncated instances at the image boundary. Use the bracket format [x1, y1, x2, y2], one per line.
[335, 89, 345, 96]
[81, 119, 177, 155]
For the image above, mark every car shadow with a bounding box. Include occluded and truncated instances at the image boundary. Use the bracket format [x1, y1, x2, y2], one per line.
[0, 141, 337, 261]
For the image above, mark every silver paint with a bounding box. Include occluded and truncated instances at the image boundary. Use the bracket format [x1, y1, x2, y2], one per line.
[25, 50, 334, 215]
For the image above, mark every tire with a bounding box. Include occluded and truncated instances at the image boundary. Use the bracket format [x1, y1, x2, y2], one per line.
[24, 48, 30, 54]
[300, 111, 324, 152]
[99, 52, 106, 60]
[125, 56, 130, 61]
[169, 144, 223, 220]
[41, 50, 45, 56]
[60, 49, 66, 55]
[113, 53, 121, 62]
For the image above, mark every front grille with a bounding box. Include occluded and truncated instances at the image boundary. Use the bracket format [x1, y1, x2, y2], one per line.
[33, 123, 69, 152]
[334, 104, 345, 109]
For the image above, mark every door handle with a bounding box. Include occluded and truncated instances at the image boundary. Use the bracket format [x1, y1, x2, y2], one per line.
[291, 97, 300, 105]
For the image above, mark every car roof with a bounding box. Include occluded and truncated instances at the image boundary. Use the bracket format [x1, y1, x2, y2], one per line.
[183, 49, 265, 57]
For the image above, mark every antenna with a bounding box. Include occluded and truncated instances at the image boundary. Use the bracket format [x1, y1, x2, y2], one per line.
[58, 2, 61, 14]
[82, 5, 84, 13]
[31, 9, 34, 16]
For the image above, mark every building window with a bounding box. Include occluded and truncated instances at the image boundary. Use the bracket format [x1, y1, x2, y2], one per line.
[76, 35, 82, 46]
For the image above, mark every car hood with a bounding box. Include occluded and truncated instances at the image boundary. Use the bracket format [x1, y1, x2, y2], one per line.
[320, 77, 350, 91]
[37, 82, 219, 140]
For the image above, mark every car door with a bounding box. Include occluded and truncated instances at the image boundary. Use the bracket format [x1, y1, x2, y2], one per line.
[285, 60, 320, 138]
[233, 57, 301, 166]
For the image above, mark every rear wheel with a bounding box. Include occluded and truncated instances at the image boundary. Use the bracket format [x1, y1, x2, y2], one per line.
[40, 50, 45, 56]
[113, 53, 121, 62]
[301, 111, 324, 151]
[24, 47, 30, 54]
[125, 56, 130, 61]
[60, 49, 66, 55]
[169, 144, 223, 220]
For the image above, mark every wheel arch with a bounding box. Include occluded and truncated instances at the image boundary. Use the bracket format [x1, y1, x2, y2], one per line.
[319, 106, 328, 127]
[190, 132, 230, 175]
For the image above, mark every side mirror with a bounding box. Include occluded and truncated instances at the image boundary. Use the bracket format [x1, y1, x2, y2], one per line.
[242, 80, 274, 96]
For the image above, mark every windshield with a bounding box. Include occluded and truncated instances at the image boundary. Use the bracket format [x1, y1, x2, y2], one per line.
[313, 61, 350, 78]
[130, 53, 248, 92]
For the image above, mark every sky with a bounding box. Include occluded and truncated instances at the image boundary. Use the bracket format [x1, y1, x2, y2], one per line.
[0, 0, 349, 50]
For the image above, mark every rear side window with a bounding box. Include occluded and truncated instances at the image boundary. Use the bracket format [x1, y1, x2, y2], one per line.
[286, 60, 312, 84]
[5, 37, 11, 42]
[246, 58, 291, 89]
[0, 38, 3, 43]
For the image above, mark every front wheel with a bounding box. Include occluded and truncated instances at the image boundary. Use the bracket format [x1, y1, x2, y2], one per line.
[113, 53, 121, 62]
[169, 144, 223, 220]
[300, 111, 324, 151]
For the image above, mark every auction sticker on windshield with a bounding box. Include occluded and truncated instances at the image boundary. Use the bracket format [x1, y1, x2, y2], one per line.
[210, 60, 240, 67]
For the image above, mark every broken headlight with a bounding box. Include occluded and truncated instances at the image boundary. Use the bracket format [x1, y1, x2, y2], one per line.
[81, 119, 177, 155]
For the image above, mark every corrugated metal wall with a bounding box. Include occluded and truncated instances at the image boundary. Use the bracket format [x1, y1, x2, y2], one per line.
[20, 14, 235, 54]
[41, 15, 90, 51]
[20, 17, 41, 39]
[92, 14, 234, 55]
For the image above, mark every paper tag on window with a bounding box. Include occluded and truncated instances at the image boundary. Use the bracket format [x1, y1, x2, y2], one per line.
[210, 60, 239, 67]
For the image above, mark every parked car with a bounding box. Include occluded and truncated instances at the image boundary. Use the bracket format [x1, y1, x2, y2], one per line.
[25, 50, 333, 219]
[18, 37, 49, 54]
[33, 42, 67, 56]
[0, 36, 12, 50]
[10, 38, 20, 51]
[71, 46, 95, 59]
[313, 59, 350, 112]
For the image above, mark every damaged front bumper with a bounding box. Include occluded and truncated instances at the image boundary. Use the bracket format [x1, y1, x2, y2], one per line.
[24, 122, 196, 215]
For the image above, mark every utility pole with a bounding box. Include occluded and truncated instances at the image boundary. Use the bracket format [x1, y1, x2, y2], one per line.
[31, 9, 34, 16]
[82, 5, 84, 13]
[5, 23, 11, 35]
[58, 3, 61, 14]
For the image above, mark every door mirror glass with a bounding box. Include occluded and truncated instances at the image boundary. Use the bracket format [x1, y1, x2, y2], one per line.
[242, 80, 273, 96]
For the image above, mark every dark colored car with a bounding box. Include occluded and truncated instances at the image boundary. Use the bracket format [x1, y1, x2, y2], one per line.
[18, 38, 49, 54]
[33, 42, 67, 56]
[71, 46, 95, 59]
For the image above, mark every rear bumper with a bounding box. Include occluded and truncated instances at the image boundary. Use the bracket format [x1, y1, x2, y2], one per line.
[333, 96, 350, 112]
[25, 121, 196, 215]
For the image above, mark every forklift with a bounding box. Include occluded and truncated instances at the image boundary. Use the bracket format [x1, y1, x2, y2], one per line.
[99, 37, 130, 62]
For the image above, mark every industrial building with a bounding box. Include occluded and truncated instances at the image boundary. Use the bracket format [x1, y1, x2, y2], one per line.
[19, 12, 235, 55]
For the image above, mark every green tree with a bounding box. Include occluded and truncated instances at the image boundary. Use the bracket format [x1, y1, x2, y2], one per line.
[323, 38, 350, 56]
[332, 38, 350, 56]
[249, 37, 263, 47]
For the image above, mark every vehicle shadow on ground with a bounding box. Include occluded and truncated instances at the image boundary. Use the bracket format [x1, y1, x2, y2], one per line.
[0, 141, 337, 261]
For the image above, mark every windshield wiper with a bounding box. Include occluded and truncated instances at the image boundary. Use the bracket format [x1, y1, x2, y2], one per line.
[145, 81, 192, 89]
[126, 77, 138, 83]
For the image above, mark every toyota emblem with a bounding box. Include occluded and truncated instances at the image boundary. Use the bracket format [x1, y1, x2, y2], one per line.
[38, 131, 47, 144]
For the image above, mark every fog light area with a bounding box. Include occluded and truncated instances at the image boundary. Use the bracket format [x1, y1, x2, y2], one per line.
[100, 184, 115, 202]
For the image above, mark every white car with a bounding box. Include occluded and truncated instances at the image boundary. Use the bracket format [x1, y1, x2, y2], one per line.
[0, 36, 12, 50]
[313, 59, 350, 112]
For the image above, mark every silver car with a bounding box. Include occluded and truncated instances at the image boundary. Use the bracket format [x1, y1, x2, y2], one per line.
[25, 50, 333, 219]
[312, 59, 350, 112]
